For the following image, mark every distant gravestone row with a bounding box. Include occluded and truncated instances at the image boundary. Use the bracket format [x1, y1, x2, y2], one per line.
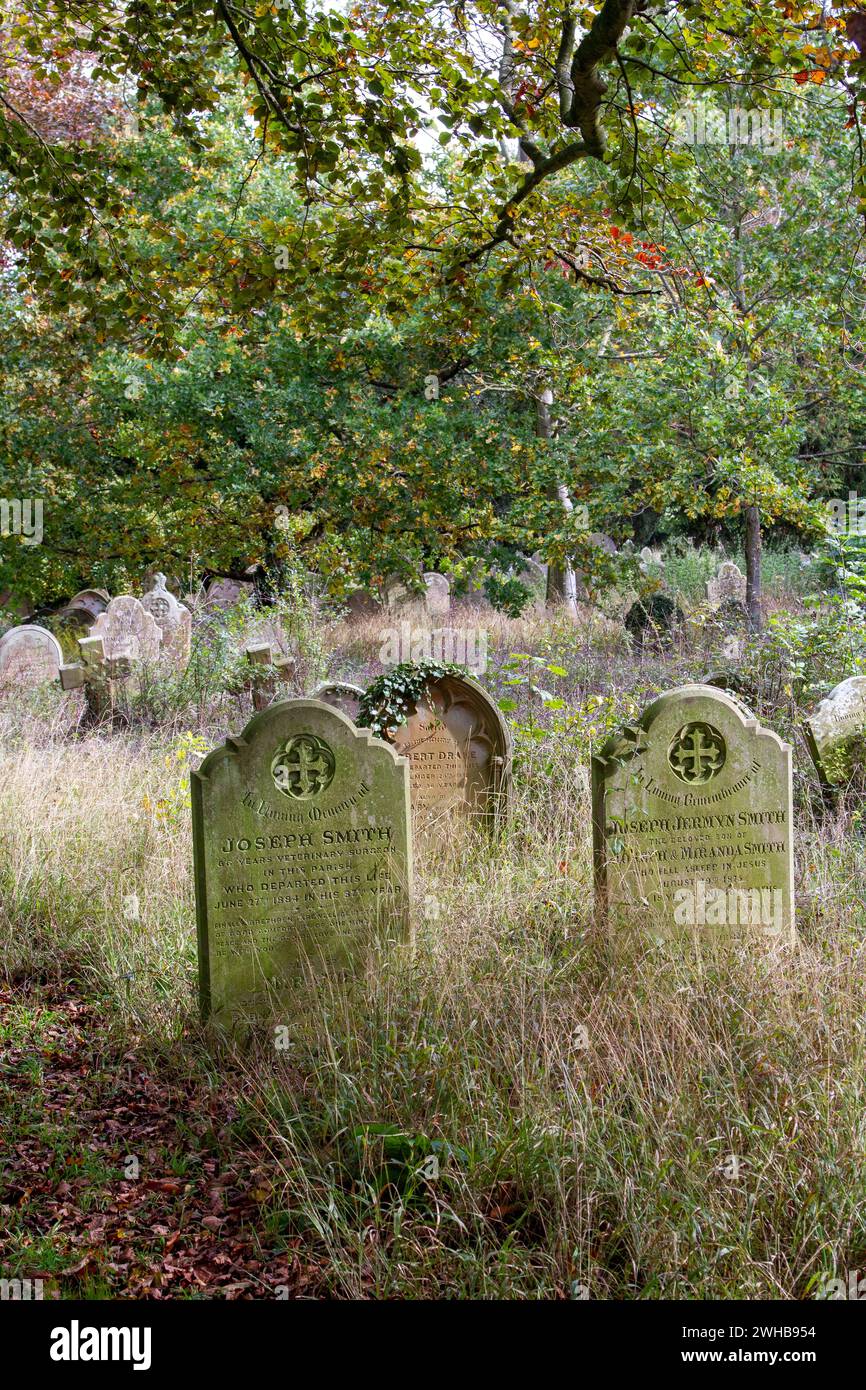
[58, 579, 192, 718]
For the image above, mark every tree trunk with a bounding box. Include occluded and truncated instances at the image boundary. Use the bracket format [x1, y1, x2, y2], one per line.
[744, 503, 763, 631]
[537, 387, 579, 616]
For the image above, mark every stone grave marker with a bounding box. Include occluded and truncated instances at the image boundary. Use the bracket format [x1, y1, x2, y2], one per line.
[593, 684, 794, 942]
[707, 560, 747, 611]
[344, 588, 382, 620]
[422, 573, 451, 617]
[141, 573, 192, 669]
[386, 673, 511, 829]
[244, 642, 295, 711]
[56, 588, 110, 634]
[192, 699, 412, 1025]
[89, 595, 162, 664]
[385, 577, 425, 617]
[0, 624, 63, 689]
[59, 635, 132, 720]
[313, 681, 365, 723]
[804, 677, 866, 787]
[205, 577, 255, 609]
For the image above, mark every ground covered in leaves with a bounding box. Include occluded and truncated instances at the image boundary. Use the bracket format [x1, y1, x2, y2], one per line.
[0, 980, 324, 1299]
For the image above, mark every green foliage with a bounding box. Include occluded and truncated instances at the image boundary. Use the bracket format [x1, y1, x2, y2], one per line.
[356, 660, 467, 737]
[482, 573, 533, 618]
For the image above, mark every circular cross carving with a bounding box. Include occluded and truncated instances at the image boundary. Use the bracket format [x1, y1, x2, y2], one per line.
[271, 735, 335, 799]
[668, 722, 726, 785]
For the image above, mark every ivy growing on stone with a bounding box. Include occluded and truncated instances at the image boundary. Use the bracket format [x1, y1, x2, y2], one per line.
[356, 660, 466, 738]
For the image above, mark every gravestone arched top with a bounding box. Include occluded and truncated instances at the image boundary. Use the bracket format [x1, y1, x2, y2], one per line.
[90, 595, 162, 663]
[593, 683, 794, 942]
[192, 698, 412, 1025]
[312, 682, 366, 722]
[0, 623, 63, 688]
[388, 671, 512, 827]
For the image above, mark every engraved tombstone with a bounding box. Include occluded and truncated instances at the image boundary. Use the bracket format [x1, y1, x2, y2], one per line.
[386, 673, 511, 829]
[192, 699, 412, 1025]
[141, 573, 192, 668]
[89, 595, 162, 663]
[593, 684, 794, 942]
[313, 682, 365, 723]
[804, 677, 866, 787]
[0, 624, 63, 689]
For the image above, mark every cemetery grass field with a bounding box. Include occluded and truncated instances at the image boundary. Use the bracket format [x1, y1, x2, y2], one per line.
[3, 558, 866, 1301]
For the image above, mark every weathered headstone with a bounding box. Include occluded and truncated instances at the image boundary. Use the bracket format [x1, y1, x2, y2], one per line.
[804, 677, 866, 787]
[313, 681, 365, 722]
[205, 577, 254, 609]
[388, 673, 511, 828]
[707, 560, 747, 611]
[385, 577, 425, 617]
[141, 573, 192, 668]
[0, 624, 63, 689]
[57, 588, 110, 634]
[422, 572, 451, 616]
[639, 546, 663, 574]
[344, 588, 382, 620]
[89, 595, 162, 663]
[192, 699, 412, 1025]
[593, 684, 794, 942]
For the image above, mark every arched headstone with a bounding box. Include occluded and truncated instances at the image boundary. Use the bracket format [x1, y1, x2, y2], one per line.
[192, 699, 412, 1025]
[593, 684, 794, 942]
[805, 677, 866, 787]
[89, 595, 162, 663]
[313, 682, 365, 723]
[0, 624, 63, 689]
[707, 561, 747, 610]
[387, 673, 511, 829]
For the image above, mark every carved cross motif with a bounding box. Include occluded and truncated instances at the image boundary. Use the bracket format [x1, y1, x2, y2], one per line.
[669, 723, 725, 784]
[271, 735, 335, 799]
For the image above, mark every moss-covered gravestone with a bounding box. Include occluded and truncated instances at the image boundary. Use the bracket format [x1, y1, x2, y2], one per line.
[192, 699, 412, 1025]
[804, 677, 866, 788]
[593, 684, 794, 942]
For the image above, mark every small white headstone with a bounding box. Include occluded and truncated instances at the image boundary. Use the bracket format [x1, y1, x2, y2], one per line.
[0, 624, 63, 689]
[89, 595, 162, 663]
[141, 573, 192, 668]
[707, 561, 747, 610]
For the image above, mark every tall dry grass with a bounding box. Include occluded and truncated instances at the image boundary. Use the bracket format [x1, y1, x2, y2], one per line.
[2, 589, 866, 1297]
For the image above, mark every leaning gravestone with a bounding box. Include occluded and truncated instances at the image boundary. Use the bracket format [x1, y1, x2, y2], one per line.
[0, 624, 63, 689]
[593, 684, 794, 942]
[804, 677, 866, 787]
[313, 681, 365, 723]
[192, 699, 412, 1026]
[385, 673, 511, 829]
[89, 595, 162, 663]
[141, 573, 192, 669]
